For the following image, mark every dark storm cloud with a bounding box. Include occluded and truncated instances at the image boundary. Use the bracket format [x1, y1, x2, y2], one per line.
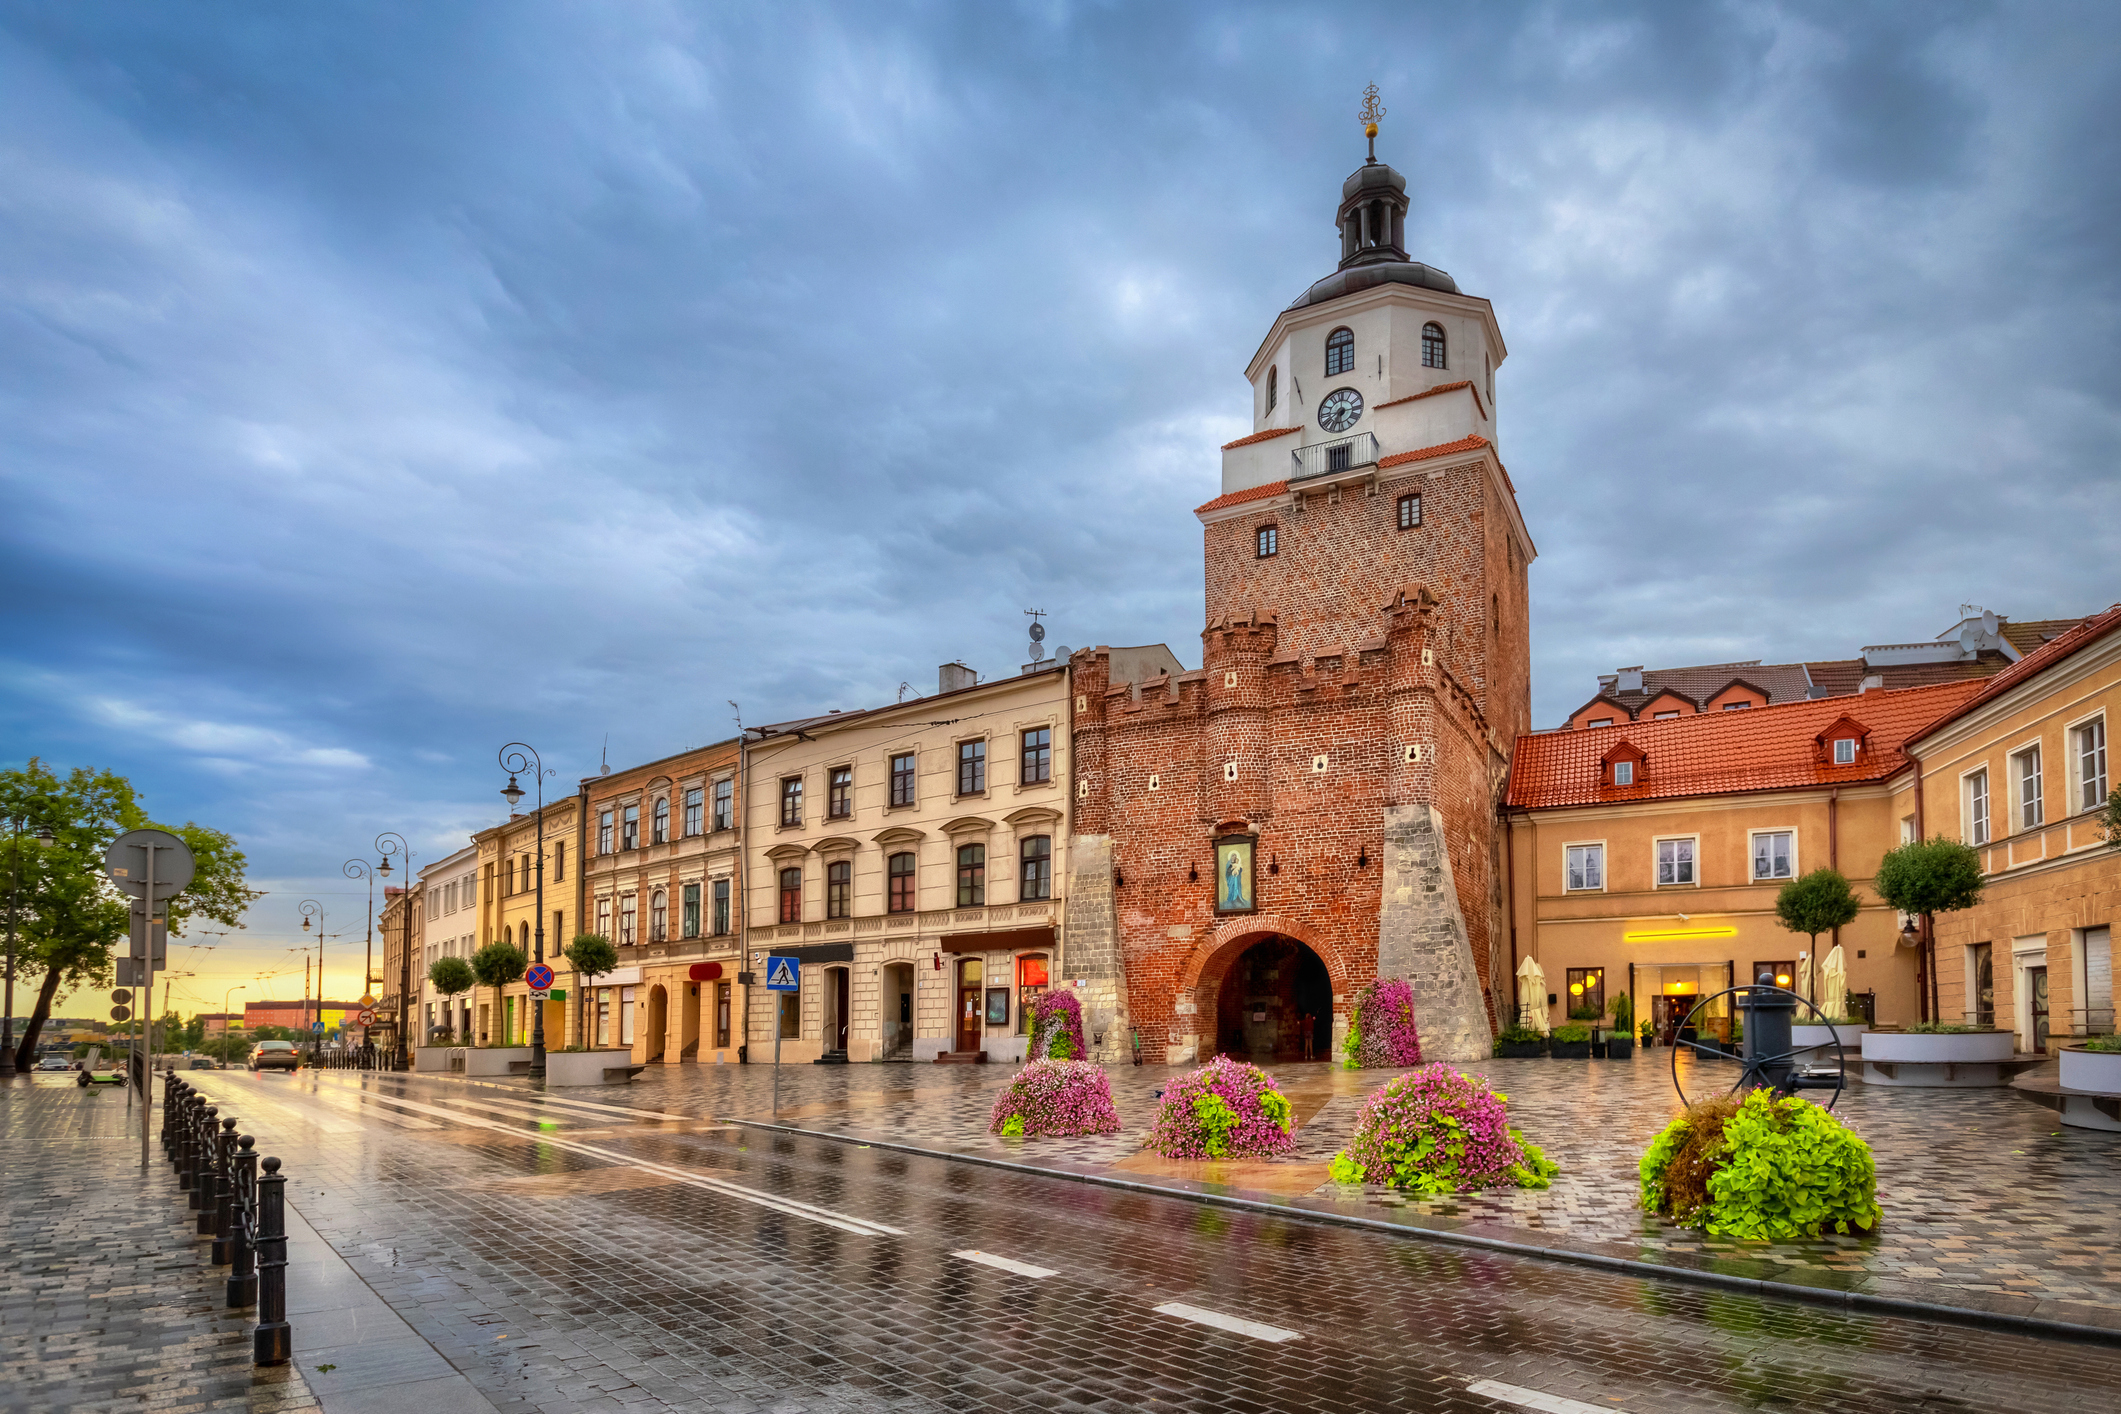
[3, 2, 2117, 993]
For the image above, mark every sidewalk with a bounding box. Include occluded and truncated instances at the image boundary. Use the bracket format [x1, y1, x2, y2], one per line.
[568, 1047, 2121, 1335]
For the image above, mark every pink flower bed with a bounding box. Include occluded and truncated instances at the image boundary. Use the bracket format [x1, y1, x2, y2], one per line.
[1028, 989, 1089, 1060]
[1145, 1055, 1296, 1160]
[987, 1059, 1122, 1137]
[1344, 977, 1422, 1069]
[1330, 1064, 1556, 1192]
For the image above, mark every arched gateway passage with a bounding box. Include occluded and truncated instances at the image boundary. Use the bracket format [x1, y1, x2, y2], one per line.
[1211, 936, 1334, 1063]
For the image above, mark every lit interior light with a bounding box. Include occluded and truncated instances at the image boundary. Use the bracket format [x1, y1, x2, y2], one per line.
[1623, 926, 1739, 941]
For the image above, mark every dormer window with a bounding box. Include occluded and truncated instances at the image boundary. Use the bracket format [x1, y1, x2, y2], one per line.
[1601, 739, 1647, 788]
[1422, 322, 1446, 369]
[1266, 366, 1278, 414]
[1325, 327, 1354, 376]
[1614, 762, 1635, 785]
[1833, 738, 1857, 765]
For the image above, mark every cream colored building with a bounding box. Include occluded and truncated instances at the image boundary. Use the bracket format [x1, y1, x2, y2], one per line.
[469, 798, 578, 1048]
[416, 844, 480, 1042]
[744, 662, 1071, 1063]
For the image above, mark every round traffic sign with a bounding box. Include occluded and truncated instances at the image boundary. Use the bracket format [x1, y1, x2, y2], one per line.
[102, 829, 196, 901]
[111, 988, 132, 1005]
[357, 1009, 375, 1025]
[110, 1005, 131, 1022]
[525, 963, 554, 991]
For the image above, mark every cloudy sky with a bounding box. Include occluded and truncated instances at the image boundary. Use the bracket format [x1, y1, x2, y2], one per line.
[4, 1, 2117, 1012]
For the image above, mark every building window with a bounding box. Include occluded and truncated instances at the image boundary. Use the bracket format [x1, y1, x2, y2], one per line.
[684, 787, 703, 836]
[956, 844, 985, 906]
[1020, 835, 1053, 901]
[826, 860, 851, 919]
[780, 776, 803, 827]
[1613, 761, 1635, 785]
[1257, 525, 1277, 558]
[1967, 769, 1990, 845]
[1832, 738, 1857, 766]
[1565, 967, 1605, 1019]
[828, 766, 852, 819]
[1752, 831, 1794, 881]
[778, 867, 802, 924]
[681, 882, 700, 938]
[1325, 326, 1354, 376]
[1266, 366, 1277, 414]
[712, 778, 733, 831]
[890, 752, 917, 807]
[1422, 322, 1446, 369]
[553, 840, 565, 882]
[712, 878, 730, 935]
[716, 980, 732, 1048]
[1656, 838, 1696, 886]
[619, 893, 637, 945]
[595, 896, 611, 939]
[598, 811, 613, 854]
[1565, 844, 1603, 891]
[1020, 727, 1052, 784]
[649, 889, 668, 942]
[1969, 942, 1995, 1026]
[2014, 746, 2043, 830]
[2075, 719, 2107, 812]
[652, 796, 669, 845]
[1752, 960, 1797, 989]
[596, 990, 611, 1046]
[957, 740, 986, 795]
[887, 852, 916, 913]
[621, 804, 639, 851]
[620, 987, 636, 1045]
[1397, 493, 1421, 530]
[1723, 702, 1750, 711]
[1652, 712, 1680, 721]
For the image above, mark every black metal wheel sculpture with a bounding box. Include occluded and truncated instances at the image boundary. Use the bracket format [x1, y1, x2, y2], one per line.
[1669, 984, 1847, 1112]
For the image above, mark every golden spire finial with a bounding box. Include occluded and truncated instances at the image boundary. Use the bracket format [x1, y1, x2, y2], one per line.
[1359, 84, 1385, 162]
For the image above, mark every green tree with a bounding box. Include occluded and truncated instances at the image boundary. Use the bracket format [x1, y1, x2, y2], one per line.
[155, 1009, 183, 1053]
[1872, 836, 1986, 917]
[427, 955, 475, 1041]
[469, 941, 526, 1045]
[1773, 868, 1863, 1008]
[563, 933, 616, 1049]
[2, 758, 261, 1070]
[2101, 786, 2121, 848]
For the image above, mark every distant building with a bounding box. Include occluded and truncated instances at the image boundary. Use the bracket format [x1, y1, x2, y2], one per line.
[244, 999, 363, 1032]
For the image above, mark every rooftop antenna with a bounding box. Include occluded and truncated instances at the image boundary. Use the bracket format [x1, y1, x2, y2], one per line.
[599, 734, 611, 776]
[1025, 607, 1047, 664]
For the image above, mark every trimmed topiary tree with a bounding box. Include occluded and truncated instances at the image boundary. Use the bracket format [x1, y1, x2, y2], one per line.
[426, 956, 474, 1041]
[1026, 989, 1088, 1061]
[1146, 1055, 1295, 1159]
[1329, 1065, 1557, 1192]
[1640, 1089, 1881, 1240]
[470, 941, 526, 1044]
[987, 1058, 1122, 1138]
[1341, 976, 1422, 1070]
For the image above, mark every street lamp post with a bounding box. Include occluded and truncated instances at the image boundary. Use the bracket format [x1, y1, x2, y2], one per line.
[375, 833, 410, 1070]
[344, 859, 376, 1062]
[499, 743, 548, 1083]
[299, 900, 323, 1061]
[4, 814, 57, 1078]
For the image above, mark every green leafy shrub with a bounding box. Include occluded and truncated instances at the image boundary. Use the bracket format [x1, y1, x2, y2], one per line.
[1640, 1020, 1655, 1045]
[2080, 1034, 2121, 1054]
[1640, 1089, 1880, 1240]
[1568, 1005, 1603, 1021]
[1903, 1022, 1985, 1034]
[1550, 1023, 1591, 1044]
[1329, 1065, 1558, 1193]
[1492, 1025, 1544, 1055]
[1610, 993, 1634, 1036]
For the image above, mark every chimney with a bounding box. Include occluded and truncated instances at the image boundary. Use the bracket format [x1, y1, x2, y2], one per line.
[1616, 667, 1645, 694]
[939, 661, 977, 694]
[1859, 674, 1884, 693]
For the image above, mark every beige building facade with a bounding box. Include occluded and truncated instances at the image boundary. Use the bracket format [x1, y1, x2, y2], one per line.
[469, 798, 578, 1048]
[744, 664, 1072, 1063]
[416, 844, 480, 1042]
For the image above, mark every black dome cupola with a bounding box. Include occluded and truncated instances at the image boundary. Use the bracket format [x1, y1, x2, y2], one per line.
[1338, 85, 1409, 269]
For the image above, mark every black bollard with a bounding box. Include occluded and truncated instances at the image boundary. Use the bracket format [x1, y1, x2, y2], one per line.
[159, 1073, 175, 1157]
[252, 1156, 290, 1365]
[177, 1089, 197, 1190]
[210, 1117, 238, 1257]
[227, 1136, 258, 1309]
[189, 1106, 217, 1211]
[1741, 987, 1798, 1094]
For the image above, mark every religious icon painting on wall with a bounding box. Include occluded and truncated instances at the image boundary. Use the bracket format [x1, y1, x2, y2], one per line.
[1214, 836, 1256, 914]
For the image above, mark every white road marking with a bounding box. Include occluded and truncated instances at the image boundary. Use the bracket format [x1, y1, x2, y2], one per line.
[953, 1250, 1058, 1279]
[1468, 1379, 1632, 1414]
[208, 1078, 901, 1237]
[298, 1085, 442, 1129]
[1151, 1302, 1301, 1343]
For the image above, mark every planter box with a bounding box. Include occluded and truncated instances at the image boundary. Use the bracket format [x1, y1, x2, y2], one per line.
[1791, 1023, 1866, 1055]
[1862, 1029, 2019, 1087]
[1494, 1040, 1546, 1059]
[465, 1046, 534, 1077]
[414, 1046, 463, 1073]
[545, 1049, 642, 1087]
[2059, 1044, 2121, 1096]
[1548, 1040, 1591, 1060]
[1603, 1038, 1635, 1060]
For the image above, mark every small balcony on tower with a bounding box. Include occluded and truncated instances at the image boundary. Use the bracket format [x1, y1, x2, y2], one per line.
[1290, 432, 1378, 483]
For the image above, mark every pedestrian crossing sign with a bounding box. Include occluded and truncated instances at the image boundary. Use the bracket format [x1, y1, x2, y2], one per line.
[765, 955, 801, 992]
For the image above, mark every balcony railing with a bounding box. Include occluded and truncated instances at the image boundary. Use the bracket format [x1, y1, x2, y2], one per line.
[1291, 432, 1378, 482]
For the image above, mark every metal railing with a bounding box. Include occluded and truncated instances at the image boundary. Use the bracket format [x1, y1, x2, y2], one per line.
[162, 1071, 290, 1365]
[1290, 431, 1378, 482]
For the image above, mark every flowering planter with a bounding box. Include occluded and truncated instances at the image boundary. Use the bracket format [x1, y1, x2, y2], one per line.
[1861, 1029, 2016, 1087]
[545, 1049, 641, 1087]
[464, 1046, 535, 1077]
[414, 1046, 463, 1073]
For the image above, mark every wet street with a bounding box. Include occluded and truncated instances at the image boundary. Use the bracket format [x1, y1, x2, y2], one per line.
[102, 1066, 2116, 1414]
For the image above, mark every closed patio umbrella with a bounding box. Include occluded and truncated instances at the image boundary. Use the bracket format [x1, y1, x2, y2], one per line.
[1820, 945, 1848, 1020]
[1794, 953, 1814, 1008]
[1515, 956, 1550, 1035]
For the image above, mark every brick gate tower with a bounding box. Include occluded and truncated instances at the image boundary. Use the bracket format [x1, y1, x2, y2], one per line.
[1064, 112, 1534, 1065]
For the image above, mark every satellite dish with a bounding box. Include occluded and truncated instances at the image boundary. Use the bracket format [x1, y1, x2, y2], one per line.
[1959, 623, 1981, 653]
[1055, 645, 1072, 661]
[1028, 642, 1046, 663]
[1981, 609, 1998, 636]
[1029, 621, 1046, 642]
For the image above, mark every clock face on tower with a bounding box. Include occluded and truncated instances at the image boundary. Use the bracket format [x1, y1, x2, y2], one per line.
[1318, 387, 1363, 433]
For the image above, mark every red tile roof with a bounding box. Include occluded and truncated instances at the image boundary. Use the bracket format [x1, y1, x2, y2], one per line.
[1374, 380, 1488, 420]
[1906, 603, 2121, 745]
[1219, 425, 1302, 451]
[1377, 434, 1491, 470]
[1195, 479, 1290, 515]
[1507, 679, 1987, 811]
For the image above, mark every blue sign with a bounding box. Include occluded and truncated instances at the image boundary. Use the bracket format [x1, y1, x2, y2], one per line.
[764, 955, 801, 992]
[311, 1021, 325, 1032]
[526, 963, 554, 991]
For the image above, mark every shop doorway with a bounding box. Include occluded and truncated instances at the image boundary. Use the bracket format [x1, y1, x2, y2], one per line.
[825, 967, 850, 1054]
[2027, 967, 2049, 1052]
[1213, 936, 1332, 1063]
[679, 983, 700, 1061]
[956, 958, 984, 1052]
[645, 986, 668, 1063]
[881, 963, 914, 1058]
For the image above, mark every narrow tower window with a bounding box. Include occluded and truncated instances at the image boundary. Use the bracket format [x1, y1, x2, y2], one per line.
[1256, 525, 1278, 558]
[1265, 366, 1277, 414]
[1422, 322, 1447, 370]
[1325, 327, 1354, 376]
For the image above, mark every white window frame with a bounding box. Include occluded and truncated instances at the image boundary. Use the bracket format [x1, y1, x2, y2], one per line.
[2069, 711, 2107, 815]
[1654, 834, 1699, 888]
[1748, 828, 1797, 882]
[1612, 761, 1635, 785]
[1962, 766, 1990, 845]
[1563, 841, 1606, 893]
[1832, 737, 1857, 765]
[1586, 717, 1614, 729]
[2010, 741, 2044, 831]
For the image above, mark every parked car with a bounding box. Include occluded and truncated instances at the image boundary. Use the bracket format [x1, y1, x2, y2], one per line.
[248, 1040, 301, 1072]
[35, 1055, 71, 1072]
